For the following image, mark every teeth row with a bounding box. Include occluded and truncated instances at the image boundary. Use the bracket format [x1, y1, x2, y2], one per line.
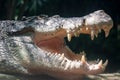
[66, 26, 110, 41]
[46, 53, 108, 70]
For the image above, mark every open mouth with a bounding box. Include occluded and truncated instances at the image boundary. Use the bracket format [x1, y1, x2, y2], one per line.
[8, 10, 113, 75]
[26, 10, 112, 75]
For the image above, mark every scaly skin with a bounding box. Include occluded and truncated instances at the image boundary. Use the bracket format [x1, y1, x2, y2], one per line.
[0, 10, 113, 80]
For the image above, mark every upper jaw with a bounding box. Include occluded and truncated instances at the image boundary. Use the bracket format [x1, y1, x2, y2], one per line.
[8, 10, 113, 41]
[60, 10, 113, 41]
[33, 10, 113, 41]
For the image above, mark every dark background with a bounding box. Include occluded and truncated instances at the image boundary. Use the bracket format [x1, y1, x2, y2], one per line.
[0, 0, 119, 72]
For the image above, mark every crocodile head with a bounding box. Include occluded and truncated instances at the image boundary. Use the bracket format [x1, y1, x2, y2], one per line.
[4, 10, 113, 79]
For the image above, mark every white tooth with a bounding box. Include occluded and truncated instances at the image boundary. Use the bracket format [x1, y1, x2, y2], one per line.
[103, 60, 108, 67]
[67, 33, 72, 41]
[49, 53, 53, 58]
[50, 53, 56, 61]
[81, 55, 86, 63]
[54, 53, 57, 56]
[102, 26, 111, 38]
[64, 60, 71, 70]
[95, 32, 98, 38]
[91, 30, 94, 40]
[86, 27, 89, 30]
[105, 31, 109, 37]
[66, 29, 70, 33]
[61, 53, 64, 57]
[52, 54, 58, 61]
[58, 53, 64, 61]
[98, 60, 103, 67]
[55, 53, 65, 67]
[54, 53, 60, 60]
[48, 53, 56, 66]
[61, 59, 66, 67]
[70, 61, 75, 69]
[51, 53, 55, 58]
[57, 54, 61, 59]
[55, 54, 63, 66]
[74, 60, 80, 68]
[74, 32, 79, 37]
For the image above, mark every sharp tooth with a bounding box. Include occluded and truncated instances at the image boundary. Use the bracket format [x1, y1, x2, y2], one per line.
[98, 60, 103, 67]
[105, 31, 109, 37]
[95, 32, 98, 38]
[64, 60, 71, 70]
[81, 55, 86, 63]
[67, 33, 72, 41]
[61, 59, 66, 67]
[50, 53, 56, 61]
[91, 30, 94, 40]
[102, 26, 112, 38]
[86, 27, 89, 30]
[58, 53, 64, 61]
[58, 54, 62, 61]
[95, 34, 98, 38]
[74, 32, 79, 37]
[74, 60, 80, 68]
[103, 60, 108, 67]
[62, 53, 65, 57]
[70, 61, 75, 69]
[54, 53, 59, 60]
[55, 53, 57, 56]
[102, 27, 109, 37]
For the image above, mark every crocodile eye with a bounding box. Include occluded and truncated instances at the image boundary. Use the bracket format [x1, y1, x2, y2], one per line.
[11, 23, 15, 26]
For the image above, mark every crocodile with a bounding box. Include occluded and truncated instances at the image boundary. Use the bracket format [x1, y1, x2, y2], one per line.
[0, 10, 113, 80]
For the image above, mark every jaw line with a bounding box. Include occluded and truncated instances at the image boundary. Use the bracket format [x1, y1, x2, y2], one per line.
[33, 49, 108, 75]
